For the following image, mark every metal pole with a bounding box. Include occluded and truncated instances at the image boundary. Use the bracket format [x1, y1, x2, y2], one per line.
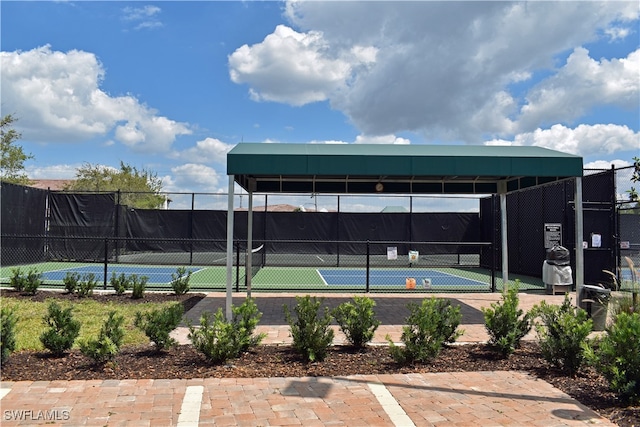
[500, 192, 509, 289]
[190, 193, 195, 265]
[575, 177, 584, 308]
[225, 176, 235, 321]
[114, 190, 120, 263]
[366, 240, 370, 293]
[103, 238, 109, 290]
[491, 195, 497, 292]
[337, 195, 341, 267]
[246, 190, 254, 299]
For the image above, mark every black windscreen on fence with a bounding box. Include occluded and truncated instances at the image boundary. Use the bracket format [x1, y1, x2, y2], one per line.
[480, 169, 616, 286]
[1, 182, 47, 265]
[47, 192, 116, 261]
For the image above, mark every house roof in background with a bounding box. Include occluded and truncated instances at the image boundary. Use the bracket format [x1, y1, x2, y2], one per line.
[29, 179, 74, 191]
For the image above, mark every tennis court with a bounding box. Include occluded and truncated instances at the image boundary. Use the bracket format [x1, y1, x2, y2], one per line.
[38, 265, 204, 284]
[247, 265, 524, 292]
[0, 262, 229, 290]
[1, 261, 545, 292]
[318, 268, 489, 289]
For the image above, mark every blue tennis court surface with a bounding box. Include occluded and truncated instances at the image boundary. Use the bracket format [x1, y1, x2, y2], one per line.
[318, 269, 487, 288]
[40, 265, 200, 284]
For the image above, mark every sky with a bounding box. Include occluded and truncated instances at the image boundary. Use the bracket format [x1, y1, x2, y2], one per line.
[1, 1, 639, 211]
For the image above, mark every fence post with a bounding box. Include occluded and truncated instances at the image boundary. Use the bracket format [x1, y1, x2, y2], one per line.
[190, 192, 195, 265]
[103, 238, 109, 290]
[235, 242, 240, 292]
[114, 190, 120, 263]
[491, 242, 496, 292]
[366, 240, 370, 293]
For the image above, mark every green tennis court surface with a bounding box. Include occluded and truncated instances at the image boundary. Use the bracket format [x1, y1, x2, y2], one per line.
[318, 268, 488, 288]
[249, 266, 541, 292]
[1, 262, 547, 292]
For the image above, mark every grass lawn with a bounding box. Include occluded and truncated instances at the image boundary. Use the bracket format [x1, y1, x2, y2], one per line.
[1, 297, 183, 351]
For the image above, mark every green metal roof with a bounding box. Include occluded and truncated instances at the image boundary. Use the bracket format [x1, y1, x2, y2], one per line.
[227, 143, 583, 195]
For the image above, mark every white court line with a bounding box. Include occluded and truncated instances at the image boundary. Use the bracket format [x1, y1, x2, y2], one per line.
[316, 269, 329, 286]
[176, 385, 203, 427]
[367, 381, 415, 427]
[0, 388, 11, 400]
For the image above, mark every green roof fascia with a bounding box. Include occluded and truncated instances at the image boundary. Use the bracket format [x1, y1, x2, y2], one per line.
[227, 143, 583, 178]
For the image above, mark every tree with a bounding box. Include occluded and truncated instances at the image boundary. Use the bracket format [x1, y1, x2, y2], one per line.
[622, 157, 640, 213]
[64, 161, 165, 209]
[1, 114, 33, 185]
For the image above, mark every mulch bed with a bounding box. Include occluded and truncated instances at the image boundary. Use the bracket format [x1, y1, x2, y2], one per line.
[1, 289, 638, 427]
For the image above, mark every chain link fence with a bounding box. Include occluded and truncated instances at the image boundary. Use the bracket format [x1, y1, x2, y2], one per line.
[2, 163, 638, 293]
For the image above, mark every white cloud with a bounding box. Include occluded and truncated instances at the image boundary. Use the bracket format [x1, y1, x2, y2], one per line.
[605, 26, 633, 41]
[163, 163, 221, 193]
[26, 164, 78, 180]
[584, 159, 632, 170]
[171, 138, 235, 164]
[354, 135, 410, 145]
[485, 124, 639, 157]
[122, 5, 163, 30]
[305, 133, 410, 145]
[233, 1, 638, 141]
[518, 48, 640, 131]
[1, 45, 191, 152]
[228, 25, 376, 106]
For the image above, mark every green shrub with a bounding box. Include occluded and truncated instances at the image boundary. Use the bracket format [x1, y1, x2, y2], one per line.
[9, 268, 26, 292]
[76, 273, 97, 297]
[130, 275, 148, 299]
[23, 269, 43, 295]
[79, 336, 119, 364]
[188, 299, 266, 364]
[63, 272, 81, 294]
[171, 267, 191, 295]
[482, 284, 532, 357]
[531, 295, 592, 376]
[40, 301, 81, 356]
[387, 297, 462, 365]
[188, 309, 239, 364]
[102, 310, 125, 349]
[134, 304, 184, 352]
[10, 268, 42, 295]
[332, 296, 381, 349]
[79, 311, 125, 364]
[110, 272, 129, 296]
[584, 312, 640, 403]
[23, 271, 40, 295]
[283, 295, 334, 362]
[231, 298, 266, 352]
[1, 307, 17, 365]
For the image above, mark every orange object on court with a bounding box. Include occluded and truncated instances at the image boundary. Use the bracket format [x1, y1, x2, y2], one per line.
[405, 277, 416, 289]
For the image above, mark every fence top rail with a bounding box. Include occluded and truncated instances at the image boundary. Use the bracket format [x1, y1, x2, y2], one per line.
[3, 234, 492, 246]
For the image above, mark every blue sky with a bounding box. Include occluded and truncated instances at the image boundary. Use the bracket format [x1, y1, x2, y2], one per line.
[1, 1, 639, 209]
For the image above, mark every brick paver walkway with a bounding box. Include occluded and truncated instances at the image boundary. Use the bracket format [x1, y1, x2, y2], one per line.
[0, 292, 616, 426]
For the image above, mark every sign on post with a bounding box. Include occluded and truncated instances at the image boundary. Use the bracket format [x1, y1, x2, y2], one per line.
[544, 223, 562, 249]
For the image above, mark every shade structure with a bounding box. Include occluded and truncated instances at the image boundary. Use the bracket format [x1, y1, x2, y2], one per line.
[227, 143, 583, 195]
[224, 143, 584, 319]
